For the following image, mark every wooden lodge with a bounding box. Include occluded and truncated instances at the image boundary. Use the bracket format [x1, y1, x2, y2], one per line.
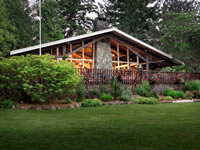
[10, 19, 199, 84]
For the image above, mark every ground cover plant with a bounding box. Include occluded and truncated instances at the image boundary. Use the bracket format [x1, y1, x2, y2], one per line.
[0, 103, 200, 150]
[163, 96, 174, 101]
[133, 96, 160, 104]
[120, 90, 132, 101]
[82, 99, 102, 107]
[100, 93, 113, 101]
[164, 89, 185, 99]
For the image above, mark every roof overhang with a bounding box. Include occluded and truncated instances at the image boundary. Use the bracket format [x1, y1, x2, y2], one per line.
[10, 27, 184, 65]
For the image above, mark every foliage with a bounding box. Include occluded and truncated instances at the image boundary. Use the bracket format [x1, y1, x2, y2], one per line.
[149, 74, 159, 84]
[88, 89, 99, 98]
[58, 0, 96, 38]
[120, 90, 132, 101]
[104, 0, 158, 43]
[0, 0, 16, 57]
[100, 93, 113, 101]
[76, 82, 86, 102]
[65, 98, 72, 104]
[164, 89, 185, 99]
[41, 0, 65, 43]
[192, 91, 200, 99]
[0, 100, 18, 108]
[82, 99, 102, 107]
[184, 80, 200, 91]
[110, 78, 122, 99]
[175, 74, 184, 83]
[163, 96, 173, 101]
[4, 0, 38, 49]
[133, 97, 160, 104]
[185, 91, 194, 99]
[160, 11, 200, 67]
[0, 55, 80, 103]
[135, 80, 151, 97]
[151, 90, 159, 99]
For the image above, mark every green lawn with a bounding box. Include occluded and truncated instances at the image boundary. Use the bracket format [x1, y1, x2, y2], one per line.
[0, 103, 200, 150]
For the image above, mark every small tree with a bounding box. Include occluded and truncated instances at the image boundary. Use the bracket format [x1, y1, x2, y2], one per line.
[110, 78, 122, 99]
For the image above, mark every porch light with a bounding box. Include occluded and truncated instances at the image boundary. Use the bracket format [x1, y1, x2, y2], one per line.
[137, 64, 143, 71]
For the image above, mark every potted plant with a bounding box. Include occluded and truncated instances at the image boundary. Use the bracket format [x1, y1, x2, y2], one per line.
[175, 74, 184, 84]
[149, 74, 159, 84]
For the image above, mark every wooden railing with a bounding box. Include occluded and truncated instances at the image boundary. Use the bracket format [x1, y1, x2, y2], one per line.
[77, 68, 200, 85]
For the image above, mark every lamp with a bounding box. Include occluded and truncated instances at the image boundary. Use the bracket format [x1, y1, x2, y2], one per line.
[137, 64, 143, 71]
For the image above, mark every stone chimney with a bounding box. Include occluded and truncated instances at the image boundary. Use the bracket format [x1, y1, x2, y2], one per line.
[93, 17, 112, 70]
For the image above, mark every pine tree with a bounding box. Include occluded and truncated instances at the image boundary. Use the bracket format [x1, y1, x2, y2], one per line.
[0, 0, 16, 57]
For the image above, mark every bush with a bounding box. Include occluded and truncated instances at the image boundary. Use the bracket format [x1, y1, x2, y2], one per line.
[65, 98, 72, 104]
[82, 99, 102, 107]
[185, 80, 200, 91]
[163, 96, 173, 101]
[0, 55, 80, 103]
[100, 93, 113, 101]
[192, 91, 200, 99]
[110, 78, 122, 99]
[88, 89, 99, 98]
[133, 97, 160, 104]
[185, 91, 194, 99]
[151, 90, 159, 99]
[135, 81, 151, 97]
[135, 81, 159, 99]
[0, 100, 18, 108]
[120, 90, 132, 101]
[164, 89, 185, 99]
[76, 82, 86, 102]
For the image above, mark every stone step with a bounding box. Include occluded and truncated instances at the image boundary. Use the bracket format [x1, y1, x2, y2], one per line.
[172, 100, 193, 103]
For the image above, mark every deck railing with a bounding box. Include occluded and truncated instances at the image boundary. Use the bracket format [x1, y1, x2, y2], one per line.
[77, 68, 200, 85]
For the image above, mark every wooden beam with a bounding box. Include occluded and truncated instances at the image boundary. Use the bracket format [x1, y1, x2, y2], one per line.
[82, 41, 84, 69]
[127, 49, 130, 69]
[93, 42, 95, 69]
[137, 56, 139, 66]
[149, 60, 165, 64]
[117, 43, 120, 70]
[146, 56, 149, 70]
[68, 36, 106, 55]
[110, 36, 146, 61]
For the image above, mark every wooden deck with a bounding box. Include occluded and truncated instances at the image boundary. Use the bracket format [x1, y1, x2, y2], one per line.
[77, 69, 200, 85]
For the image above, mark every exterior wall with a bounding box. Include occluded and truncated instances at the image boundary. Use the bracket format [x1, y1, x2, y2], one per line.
[95, 38, 112, 70]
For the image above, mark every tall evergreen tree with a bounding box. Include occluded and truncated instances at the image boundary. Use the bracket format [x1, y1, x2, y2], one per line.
[41, 0, 65, 43]
[4, 0, 38, 49]
[104, 0, 158, 43]
[0, 0, 16, 57]
[58, 0, 97, 38]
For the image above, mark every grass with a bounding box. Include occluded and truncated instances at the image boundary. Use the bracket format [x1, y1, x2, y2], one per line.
[0, 103, 200, 150]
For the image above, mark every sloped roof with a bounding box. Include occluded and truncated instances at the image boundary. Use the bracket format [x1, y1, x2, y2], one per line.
[10, 27, 183, 65]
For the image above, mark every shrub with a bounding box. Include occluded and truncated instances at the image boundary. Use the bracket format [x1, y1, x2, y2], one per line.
[120, 90, 132, 101]
[151, 90, 159, 99]
[133, 97, 160, 104]
[164, 89, 185, 99]
[88, 89, 99, 98]
[192, 91, 200, 99]
[184, 80, 200, 91]
[82, 99, 102, 107]
[110, 78, 122, 99]
[185, 91, 194, 99]
[0, 55, 80, 103]
[135, 81, 151, 97]
[135, 81, 159, 99]
[163, 96, 173, 101]
[0, 100, 18, 108]
[100, 93, 113, 101]
[65, 98, 72, 104]
[76, 82, 86, 102]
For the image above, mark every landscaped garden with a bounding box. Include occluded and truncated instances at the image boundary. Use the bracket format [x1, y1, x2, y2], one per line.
[0, 55, 200, 150]
[0, 55, 200, 109]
